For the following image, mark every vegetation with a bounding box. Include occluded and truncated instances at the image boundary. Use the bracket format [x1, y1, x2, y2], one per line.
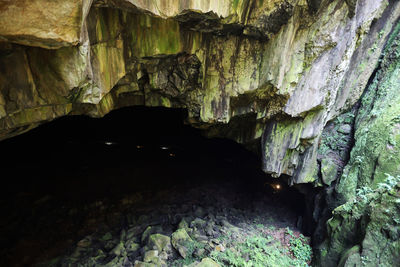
[335, 173, 400, 216]
[209, 233, 312, 267]
[286, 228, 313, 266]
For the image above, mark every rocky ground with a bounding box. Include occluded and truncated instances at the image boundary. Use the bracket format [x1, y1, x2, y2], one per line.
[32, 176, 311, 267]
[0, 148, 312, 267]
[1, 163, 312, 266]
[0, 110, 312, 267]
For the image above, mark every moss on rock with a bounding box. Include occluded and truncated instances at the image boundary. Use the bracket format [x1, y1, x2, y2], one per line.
[315, 21, 400, 267]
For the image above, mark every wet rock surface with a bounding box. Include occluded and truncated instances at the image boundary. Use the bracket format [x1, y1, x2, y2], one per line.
[312, 22, 400, 266]
[2, 1, 400, 266]
[1, 1, 400, 186]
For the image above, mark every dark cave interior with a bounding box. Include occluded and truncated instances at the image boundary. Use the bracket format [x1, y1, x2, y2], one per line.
[0, 106, 309, 266]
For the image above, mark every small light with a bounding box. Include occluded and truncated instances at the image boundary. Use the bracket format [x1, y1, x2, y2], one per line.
[105, 141, 114, 146]
[160, 146, 169, 150]
[136, 145, 144, 149]
[169, 153, 175, 157]
[275, 184, 281, 190]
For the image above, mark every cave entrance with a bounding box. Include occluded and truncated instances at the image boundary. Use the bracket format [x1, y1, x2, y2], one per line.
[0, 106, 309, 266]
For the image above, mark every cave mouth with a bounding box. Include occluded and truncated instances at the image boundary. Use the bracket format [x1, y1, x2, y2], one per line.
[0, 106, 309, 266]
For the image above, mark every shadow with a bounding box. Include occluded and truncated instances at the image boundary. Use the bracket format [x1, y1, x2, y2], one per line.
[0, 106, 308, 266]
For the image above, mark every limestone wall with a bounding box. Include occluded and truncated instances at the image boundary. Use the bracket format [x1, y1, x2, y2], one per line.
[0, 0, 399, 185]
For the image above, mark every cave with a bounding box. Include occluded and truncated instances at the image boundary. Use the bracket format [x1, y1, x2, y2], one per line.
[2, 1, 400, 266]
[0, 106, 309, 266]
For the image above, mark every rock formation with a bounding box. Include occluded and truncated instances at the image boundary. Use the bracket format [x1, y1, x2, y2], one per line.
[314, 22, 400, 266]
[1, 0, 398, 184]
[1, 0, 400, 265]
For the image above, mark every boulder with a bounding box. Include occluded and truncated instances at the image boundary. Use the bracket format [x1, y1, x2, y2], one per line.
[147, 234, 171, 253]
[171, 228, 193, 259]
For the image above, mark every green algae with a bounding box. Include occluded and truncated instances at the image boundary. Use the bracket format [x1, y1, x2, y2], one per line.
[316, 21, 400, 267]
[337, 28, 400, 202]
[262, 118, 303, 177]
[125, 12, 183, 57]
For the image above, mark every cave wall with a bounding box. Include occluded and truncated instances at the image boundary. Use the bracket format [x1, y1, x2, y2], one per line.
[1, 0, 399, 186]
[314, 21, 400, 267]
[2, 1, 400, 265]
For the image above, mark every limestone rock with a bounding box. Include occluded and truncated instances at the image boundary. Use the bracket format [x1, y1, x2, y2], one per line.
[126, 241, 140, 253]
[178, 219, 190, 231]
[0, 0, 90, 48]
[141, 249, 167, 266]
[214, 244, 225, 252]
[147, 234, 171, 253]
[0, 0, 400, 188]
[315, 22, 400, 267]
[141, 226, 162, 244]
[143, 250, 158, 263]
[171, 228, 193, 259]
[111, 242, 125, 256]
[337, 124, 352, 135]
[321, 158, 339, 186]
[261, 1, 400, 183]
